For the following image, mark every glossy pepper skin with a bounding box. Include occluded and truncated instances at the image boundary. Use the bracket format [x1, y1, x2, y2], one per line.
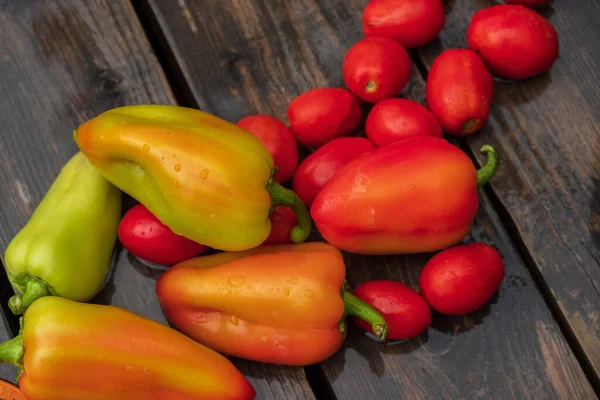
[4, 152, 121, 315]
[310, 137, 498, 255]
[0, 297, 255, 400]
[73, 105, 311, 252]
[156, 242, 389, 366]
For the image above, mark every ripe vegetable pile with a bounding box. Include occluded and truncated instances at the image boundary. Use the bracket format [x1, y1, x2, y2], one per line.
[0, 1, 559, 399]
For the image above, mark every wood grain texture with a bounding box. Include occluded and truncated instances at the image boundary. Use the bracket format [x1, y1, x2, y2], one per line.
[0, 1, 314, 398]
[415, 0, 600, 379]
[141, 0, 596, 398]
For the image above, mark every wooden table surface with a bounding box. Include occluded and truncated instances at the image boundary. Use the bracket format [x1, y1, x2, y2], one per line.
[0, 0, 598, 399]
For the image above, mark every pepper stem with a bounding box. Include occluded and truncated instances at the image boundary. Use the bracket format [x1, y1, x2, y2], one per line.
[268, 181, 311, 243]
[9, 277, 51, 315]
[0, 335, 23, 368]
[342, 290, 389, 341]
[0, 318, 24, 381]
[476, 145, 498, 188]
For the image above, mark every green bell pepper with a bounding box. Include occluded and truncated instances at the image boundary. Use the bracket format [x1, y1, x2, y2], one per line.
[3, 151, 122, 314]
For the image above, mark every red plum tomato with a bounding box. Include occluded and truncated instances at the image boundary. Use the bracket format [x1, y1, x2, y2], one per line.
[353, 280, 432, 340]
[287, 88, 363, 149]
[365, 98, 443, 147]
[293, 137, 376, 207]
[467, 5, 559, 79]
[236, 114, 299, 183]
[363, 0, 446, 48]
[342, 37, 412, 103]
[118, 204, 208, 266]
[426, 49, 494, 135]
[419, 243, 505, 315]
[263, 207, 298, 245]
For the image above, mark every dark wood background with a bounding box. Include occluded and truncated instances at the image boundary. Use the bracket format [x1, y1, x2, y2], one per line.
[0, 0, 598, 399]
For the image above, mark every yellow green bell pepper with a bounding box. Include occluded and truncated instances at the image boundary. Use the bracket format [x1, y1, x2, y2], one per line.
[73, 105, 311, 252]
[4, 152, 121, 314]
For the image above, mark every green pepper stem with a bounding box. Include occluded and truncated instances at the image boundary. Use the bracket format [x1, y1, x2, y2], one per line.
[268, 181, 311, 243]
[342, 290, 389, 341]
[476, 145, 498, 188]
[0, 335, 23, 368]
[9, 278, 51, 315]
[0, 317, 24, 381]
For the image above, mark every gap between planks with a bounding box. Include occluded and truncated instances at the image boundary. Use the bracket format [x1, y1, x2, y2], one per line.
[0, 261, 20, 337]
[409, 49, 600, 397]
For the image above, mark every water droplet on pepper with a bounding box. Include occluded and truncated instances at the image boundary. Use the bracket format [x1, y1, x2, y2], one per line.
[174, 164, 181, 172]
[227, 275, 245, 287]
[199, 169, 210, 180]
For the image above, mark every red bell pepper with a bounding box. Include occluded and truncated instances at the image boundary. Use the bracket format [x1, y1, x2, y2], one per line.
[310, 136, 498, 255]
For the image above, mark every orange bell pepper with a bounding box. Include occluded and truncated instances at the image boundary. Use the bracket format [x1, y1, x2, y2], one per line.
[0, 297, 255, 400]
[156, 242, 389, 366]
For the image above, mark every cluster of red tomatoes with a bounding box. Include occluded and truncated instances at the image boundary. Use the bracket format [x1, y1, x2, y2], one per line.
[118, 0, 556, 341]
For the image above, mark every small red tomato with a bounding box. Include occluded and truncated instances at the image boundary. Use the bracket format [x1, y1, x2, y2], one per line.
[236, 115, 299, 183]
[426, 48, 494, 135]
[365, 98, 443, 147]
[118, 204, 208, 266]
[343, 37, 412, 103]
[263, 207, 298, 245]
[505, 0, 549, 6]
[287, 88, 363, 149]
[353, 280, 431, 340]
[419, 243, 505, 315]
[467, 5, 559, 80]
[363, 0, 446, 48]
[293, 137, 376, 207]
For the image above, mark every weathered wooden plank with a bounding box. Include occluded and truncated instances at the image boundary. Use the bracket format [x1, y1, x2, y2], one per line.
[139, 0, 596, 398]
[0, 1, 315, 398]
[416, 0, 600, 380]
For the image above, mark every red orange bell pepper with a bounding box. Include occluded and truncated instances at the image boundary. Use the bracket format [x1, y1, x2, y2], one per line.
[156, 242, 389, 366]
[310, 136, 498, 255]
[0, 296, 255, 400]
